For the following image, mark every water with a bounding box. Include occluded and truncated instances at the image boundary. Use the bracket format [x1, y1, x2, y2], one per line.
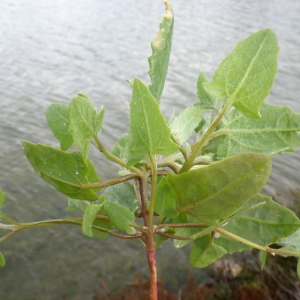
[0, 0, 300, 299]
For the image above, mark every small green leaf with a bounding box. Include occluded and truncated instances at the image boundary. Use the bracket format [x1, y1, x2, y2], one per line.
[204, 103, 300, 159]
[148, 0, 173, 103]
[92, 219, 111, 239]
[105, 182, 139, 213]
[22, 141, 99, 200]
[67, 199, 88, 211]
[154, 177, 178, 218]
[222, 194, 300, 246]
[259, 251, 267, 270]
[0, 188, 6, 208]
[128, 78, 179, 162]
[167, 153, 271, 224]
[69, 95, 97, 161]
[45, 103, 73, 151]
[196, 71, 218, 109]
[104, 201, 135, 231]
[173, 213, 199, 248]
[111, 133, 130, 162]
[203, 29, 279, 118]
[0, 253, 5, 267]
[82, 204, 103, 237]
[171, 104, 204, 145]
[189, 235, 227, 268]
[95, 105, 105, 133]
[297, 260, 300, 280]
[277, 228, 300, 252]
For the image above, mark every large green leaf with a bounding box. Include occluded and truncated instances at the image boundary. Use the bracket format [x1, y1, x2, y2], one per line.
[105, 182, 139, 213]
[69, 94, 104, 161]
[103, 201, 135, 231]
[166, 153, 271, 224]
[203, 29, 279, 118]
[222, 194, 300, 246]
[128, 78, 179, 162]
[148, 0, 173, 103]
[189, 235, 227, 268]
[170, 104, 204, 145]
[45, 103, 73, 151]
[203, 103, 300, 158]
[213, 235, 251, 253]
[22, 141, 99, 200]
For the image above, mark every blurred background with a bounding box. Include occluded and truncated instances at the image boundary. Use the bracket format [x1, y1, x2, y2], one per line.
[0, 0, 299, 299]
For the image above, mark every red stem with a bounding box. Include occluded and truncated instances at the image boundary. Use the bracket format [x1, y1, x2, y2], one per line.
[147, 250, 158, 300]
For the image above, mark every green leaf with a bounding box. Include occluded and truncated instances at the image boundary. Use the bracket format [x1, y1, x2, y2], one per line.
[111, 133, 129, 161]
[171, 104, 204, 145]
[154, 177, 178, 218]
[82, 204, 103, 237]
[128, 78, 179, 161]
[22, 141, 99, 200]
[105, 182, 139, 213]
[95, 105, 105, 133]
[277, 228, 300, 252]
[167, 153, 271, 224]
[189, 235, 227, 268]
[259, 251, 267, 270]
[0, 253, 5, 267]
[92, 219, 111, 239]
[204, 103, 300, 159]
[0, 188, 6, 208]
[297, 260, 300, 280]
[45, 103, 73, 151]
[196, 71, 218, 109]
[222, 194, 300, 246]
[69, 94, 97, 161]
[104, 201, 135, 231]
[148, 0, 173, 103]
[203, 29, 279, 118]
[67, 199, 88, 211]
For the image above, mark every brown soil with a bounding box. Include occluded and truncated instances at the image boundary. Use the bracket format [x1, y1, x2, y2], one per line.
[93, 253, 300, 300]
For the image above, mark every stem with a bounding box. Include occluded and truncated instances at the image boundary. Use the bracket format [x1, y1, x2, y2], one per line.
[147, 155, 158, 300]
[147, 250, 158, 300]
[148, 155, 157, 252]
[93, 135, 140, 174]
[179, 101, 231, 173]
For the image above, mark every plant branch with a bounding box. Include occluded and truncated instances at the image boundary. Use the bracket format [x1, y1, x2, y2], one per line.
[171, 134, 188, 161]
[157, 223, 208, 229]
[179, 101, 231, 173]
[148, 155, 157, 252]
[93, 135, 141, 174]
[216, 227, 300, 258]
[82, 173, 140, 189]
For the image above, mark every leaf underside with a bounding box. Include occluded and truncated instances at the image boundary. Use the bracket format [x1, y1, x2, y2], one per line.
[167, 153, 272, 224]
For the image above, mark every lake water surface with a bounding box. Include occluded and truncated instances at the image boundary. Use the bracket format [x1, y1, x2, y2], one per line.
[0, 0, 300, 299]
